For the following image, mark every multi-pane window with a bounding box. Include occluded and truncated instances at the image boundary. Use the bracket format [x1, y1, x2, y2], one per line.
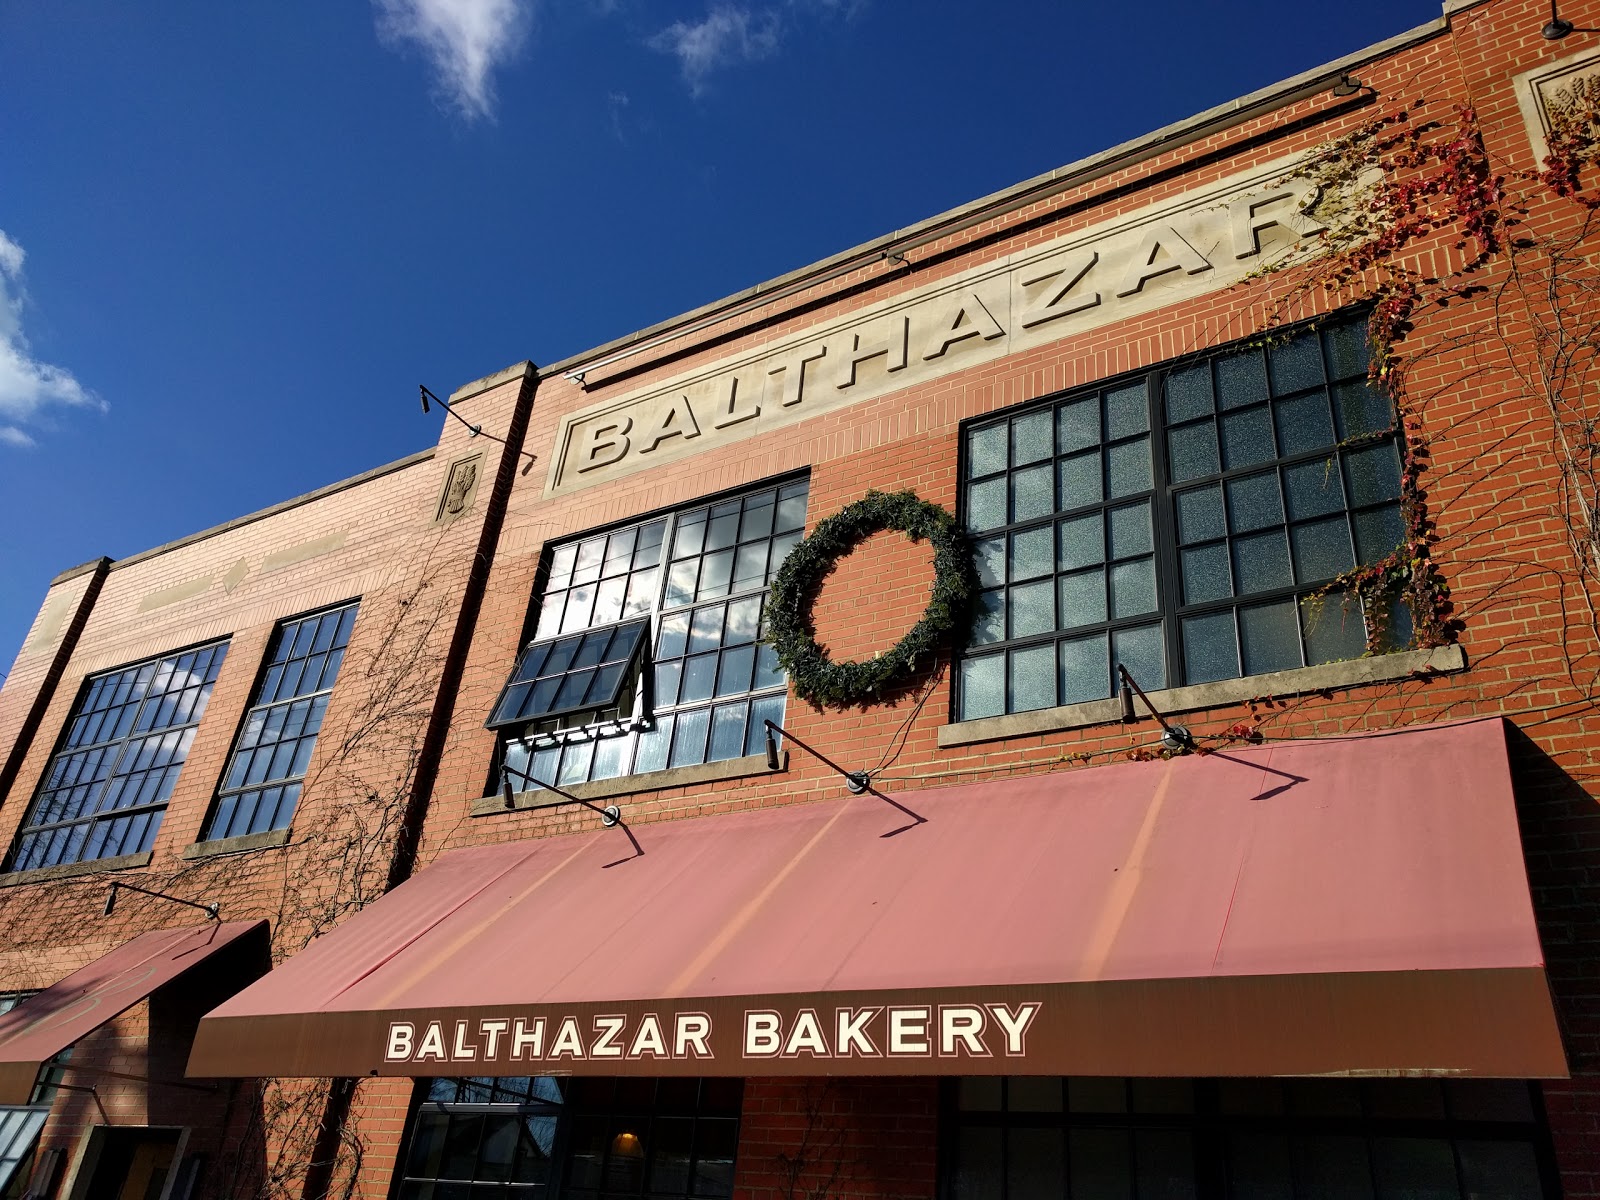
[205, 603, 358, 841]
[492, 479, 806, 790]
[946, 1076, 1554, 1200]
[395, 1077, 742, 1200]
[9, 643, 228, 872]
[958, 313, 1406, 721]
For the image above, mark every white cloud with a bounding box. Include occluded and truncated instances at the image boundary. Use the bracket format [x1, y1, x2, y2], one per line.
[374, 0, 534, 121]
[649, 5, 780, 94]
[0, 230, 99, 450]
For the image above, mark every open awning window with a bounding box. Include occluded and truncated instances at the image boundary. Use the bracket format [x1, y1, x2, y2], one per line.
[0, 920, 268, 1105]
[0, 1107, 47, 1193]
[487, 619, 650, 729]
[189, 718, 1565, 1082]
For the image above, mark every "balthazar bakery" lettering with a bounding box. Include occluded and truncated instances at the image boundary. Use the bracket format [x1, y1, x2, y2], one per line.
[382, 1002, 1040, 1065]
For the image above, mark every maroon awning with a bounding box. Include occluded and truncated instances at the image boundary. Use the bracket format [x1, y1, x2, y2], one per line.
[0, 920, 268, 1103]
[188, 719, 1565, 1080]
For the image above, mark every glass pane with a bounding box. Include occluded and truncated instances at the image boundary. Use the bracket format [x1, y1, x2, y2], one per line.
[1168, 422, 1219, 483]
[972, 590, 1006, 646]
[746, 695, 786, 756]
[1108, 503, 1153, 559]
[1334, 379, 1395, 438]
[1240, 601, 1301, 674]
[1009, 580, 1055, 638]
[1221, 406, 1276, 470]
[1229, 1135, 1294, 1200]
[958, 1078, 1003, 1111]
[1136, 1130, 1196, 1200]
[1323, 320, 1371, 379]
[1293, 1137, 1374, 1200]
[1216, 350, 1268, 409]
[1291, 517, 1355, 583]
[665, 560, 698, 609]
[1008, 1127, 1065, 1200]
[725, 596, 761, 645]
[1346, 442, 1403, 505]
[1226, 472, 1284, 533]
[967, 478, 1006, 532]
[1059, 452, 1103, 508]
[1446, 1080, 1535, 1122]
[1059, 513, 1104, 570]
[960, 655, 1005, 721]
[1184, 611, 1239, 684]
[953, 1127, 1002, 1200]
[1269, 333, 1325, 393]
[1069, 1078, 1128, 1113]
[1372, 1138, 1457, 1200]
[1008, 1077, 1064, 1112]
[1010, 526, 1054, 581]
[1113, 624, 1165, 689]
[1302, 593, 1367, 664]
[680, 654, 717, 703]
[775, 488, 808, 533]
[1456, 1141, 1542, 1200]
[1181, 543, 1232, 604]
[1284, 459, 1346, 520]
[1059, 570, 1107, 629]
[968, 423, 1008, 476]
[716, 645, 755, 695]
[1071, 1130, 1132, 1200]
[1009, 644, 1056, 713]
[698, 548, 734, 599]
[1132, 1079, 1195, 1113]
[708, 703, 747, 761]
[1365, 1080, 1445, 1120]
[1275, 392, 1336, 457]
[1057, 397, 1100, 453]
[1110, 558, 1157, 618]
[1233, 531, 1292, 595]
[1165, 364, 1213, 423]
[975, 537, 1005, 588]
[1012, 410, 1054, 466]
[1354, 505, 1406, 564]
[1175, 485, 1225, 543]
[739, 496, 775, 541]
[688, 606, 724, 655]
[1011, 463, 1056, 523]
[669, 708, 710, 767]
[1105, 381, 1149, 438]
[1106, 438, 1152, 498]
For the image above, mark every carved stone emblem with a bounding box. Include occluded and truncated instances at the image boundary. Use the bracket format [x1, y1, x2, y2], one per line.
[435, 454, 485, 524]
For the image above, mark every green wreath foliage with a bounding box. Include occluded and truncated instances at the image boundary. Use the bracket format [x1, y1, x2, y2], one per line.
[767, 489, 976, 707]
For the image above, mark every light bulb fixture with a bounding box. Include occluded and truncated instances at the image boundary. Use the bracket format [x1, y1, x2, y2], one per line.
[764, 726, 782, 771]
[1330, 74, 1364, 97]
[1115, 665, 1195, 753]
[501, 765, 621, 827]
[1544, 1, 1574, 37]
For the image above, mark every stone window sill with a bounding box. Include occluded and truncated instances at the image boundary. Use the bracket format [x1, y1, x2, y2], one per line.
[0, 851, 153, 888]
[181, 827, 292, 860]
[938, 644, 1468, 749]
[472, 751, 786, 817]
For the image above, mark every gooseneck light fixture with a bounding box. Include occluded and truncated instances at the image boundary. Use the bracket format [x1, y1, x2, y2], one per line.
[102, 881, 219, 921]
[1544, 0, 1575, 38]
[419, 385, 541, 473]
[763, 720, 927, 830]
[1116, 664, 1195, 753]
[501, 762, 621, 826]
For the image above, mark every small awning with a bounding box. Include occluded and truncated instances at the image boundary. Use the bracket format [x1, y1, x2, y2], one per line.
[0, 920, 268, 1103]
[188, 719, 1565, 1080]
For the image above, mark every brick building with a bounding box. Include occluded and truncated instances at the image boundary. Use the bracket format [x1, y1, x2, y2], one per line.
[3, 1, 1600, 1197]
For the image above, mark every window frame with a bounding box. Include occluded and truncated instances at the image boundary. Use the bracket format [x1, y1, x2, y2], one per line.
[201, 600, 360, 843]
[492, 475, 808, 791]
[953, 311, 1406, 723]
[7, 639, 230, 873]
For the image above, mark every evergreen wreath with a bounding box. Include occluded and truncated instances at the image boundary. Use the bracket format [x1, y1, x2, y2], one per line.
[768, 489, 976, 707]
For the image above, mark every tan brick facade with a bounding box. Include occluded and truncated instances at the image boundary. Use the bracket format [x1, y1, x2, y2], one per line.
[6, 2, 1600, 1197]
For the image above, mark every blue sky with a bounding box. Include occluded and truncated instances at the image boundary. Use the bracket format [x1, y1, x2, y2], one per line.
[0, 0, 1442, 666]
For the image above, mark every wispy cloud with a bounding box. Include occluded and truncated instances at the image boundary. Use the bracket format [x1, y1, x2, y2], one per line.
[607, 91, 631, 142]
[648, 5, 780, 95]
[374, 0, 534, 121]
[0, 230, 99, 451]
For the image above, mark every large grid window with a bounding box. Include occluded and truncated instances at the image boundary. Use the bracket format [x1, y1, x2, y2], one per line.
[957, 313, 1407, 722]
[396, 1077, 742, 1200]
[205, 603, 359, 841]
[9, 642, 229, 872]
[945, 1076, 1555, 1200]
[494, 479, 806, 790]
